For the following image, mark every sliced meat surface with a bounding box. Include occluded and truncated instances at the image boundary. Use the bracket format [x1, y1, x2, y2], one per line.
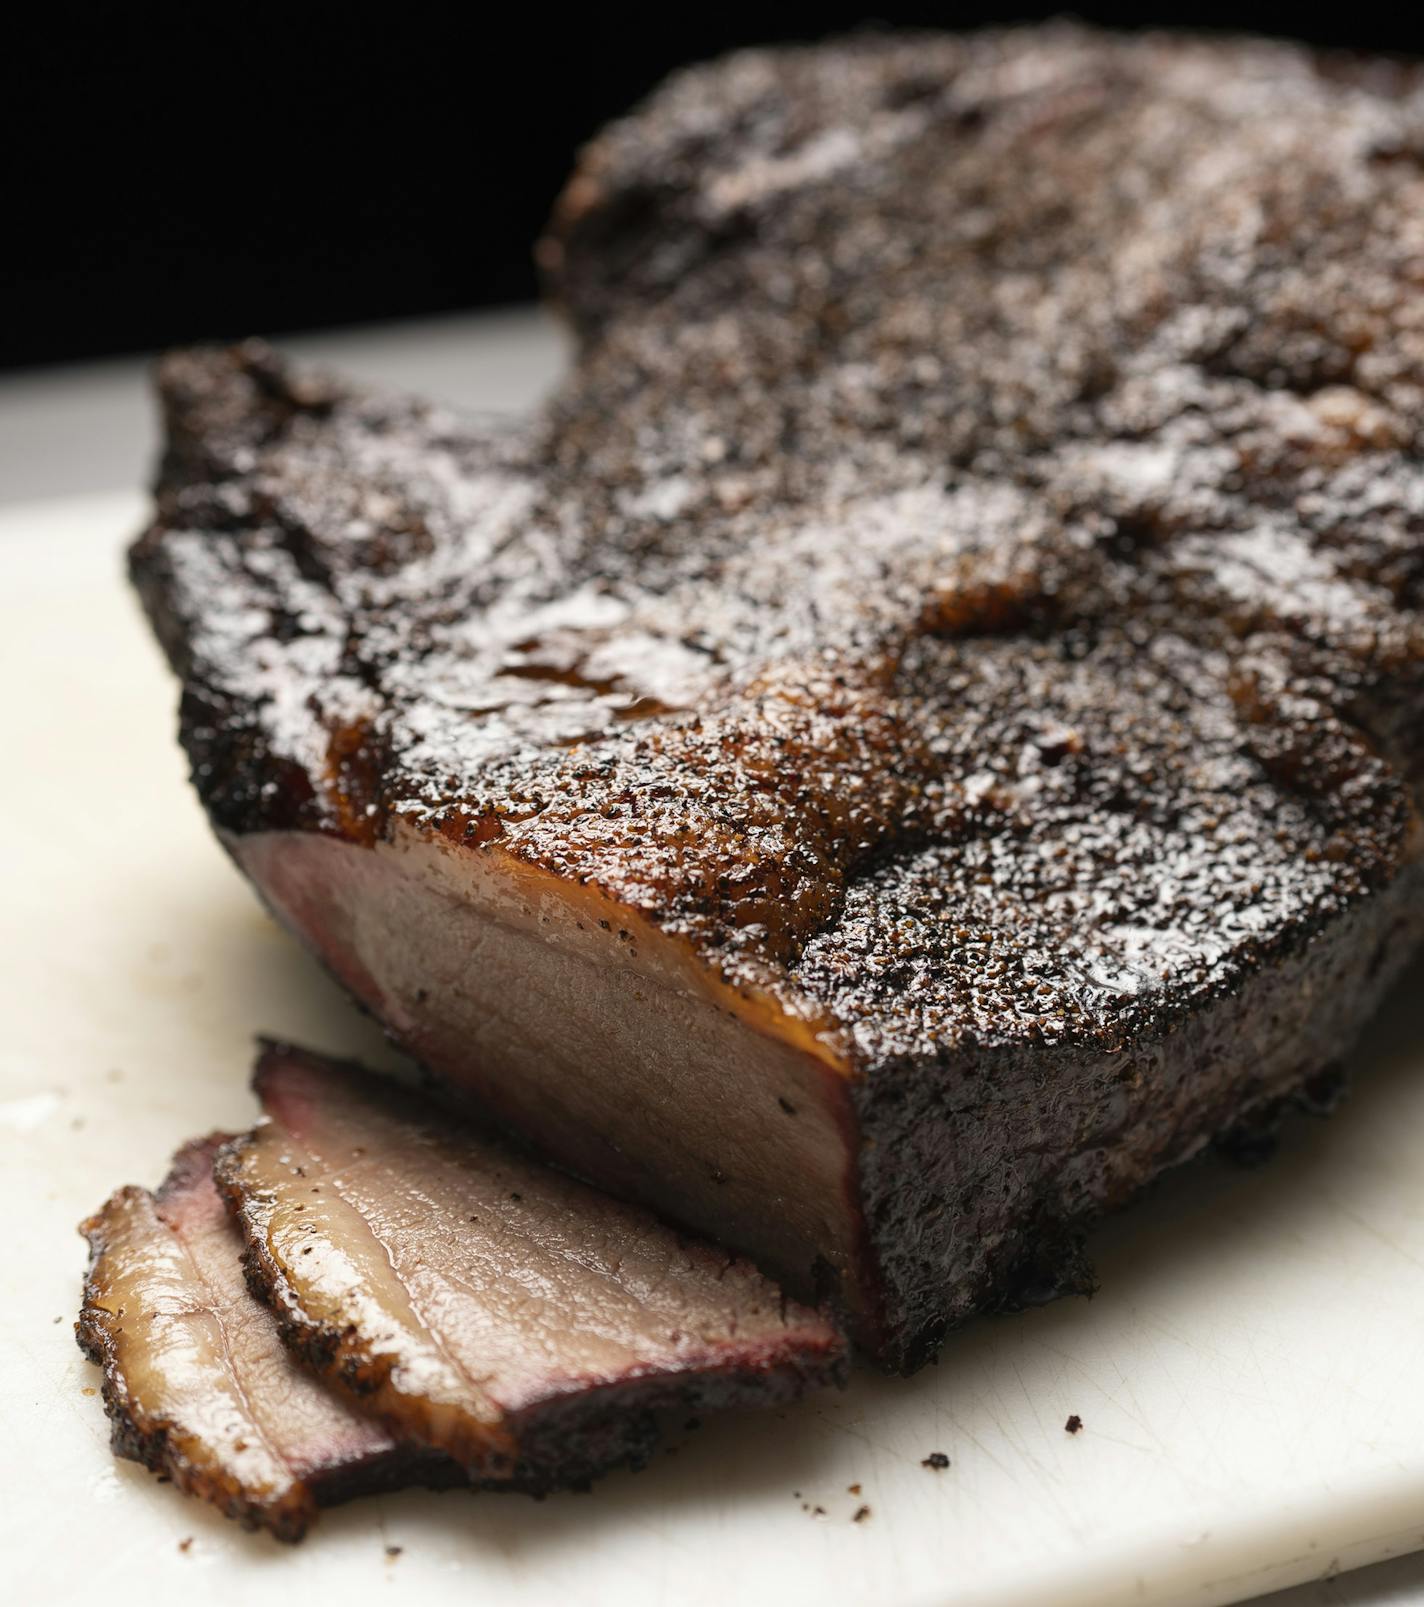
[131, 28, 1424, 1369]
[77, 1135, 455, 1540]
[215, 1043, 846, 1485]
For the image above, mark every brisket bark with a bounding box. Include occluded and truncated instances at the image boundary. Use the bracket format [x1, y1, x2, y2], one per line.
[130, 28, 1424, 1368]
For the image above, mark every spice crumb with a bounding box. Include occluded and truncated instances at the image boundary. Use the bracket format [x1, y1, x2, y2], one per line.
[921, 1451, 950, 1470]
[847, 1482, 861, 1495]
[1065, 1414, 1083, 1435]
[82, 1386, 96, 1397]
[385, 1544, 403, 1561]
[852, 1504, 871, 1523]
[177, 1537, 193, 1553]
[813, 1505, 826, 1516]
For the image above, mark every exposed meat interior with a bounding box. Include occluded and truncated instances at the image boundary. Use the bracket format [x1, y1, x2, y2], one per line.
[233, 825, 863, 1325]
[76, 1135, 452, 1541]
[216, 1043, 847, 1485]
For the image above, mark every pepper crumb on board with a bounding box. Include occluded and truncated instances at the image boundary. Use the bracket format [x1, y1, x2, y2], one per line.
[385, 1544, 403, 1560]
[1065, 1414, 1083, 1434]
[921, 1452, 950, 1470]
[177, 1537, 192, 1553]
[852, 1505, 871, 1523]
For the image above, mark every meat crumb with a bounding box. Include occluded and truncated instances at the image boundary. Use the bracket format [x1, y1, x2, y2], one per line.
[921, 1451, 950, 1470]
[852, 1504, 871, 1523]
[1065, 1414, 1083, 1435]
[385, 1545, 403, 1561]
[177, 1537, 193, 1553]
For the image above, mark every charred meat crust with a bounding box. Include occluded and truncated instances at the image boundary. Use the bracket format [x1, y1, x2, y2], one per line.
[858, 865, 1424, 1369]
[131, 28, 1424, 1370]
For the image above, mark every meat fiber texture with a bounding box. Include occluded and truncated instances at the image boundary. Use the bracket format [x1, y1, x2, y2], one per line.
[76, 1049, 844, 1536]
[130, 27, 1424, 1369]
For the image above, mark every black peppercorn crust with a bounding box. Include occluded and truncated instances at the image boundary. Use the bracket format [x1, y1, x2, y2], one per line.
[131, 27, 1424, 1368]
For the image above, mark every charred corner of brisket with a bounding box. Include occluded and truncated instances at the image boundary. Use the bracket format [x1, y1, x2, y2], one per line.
[129, 26, 1424, 1370]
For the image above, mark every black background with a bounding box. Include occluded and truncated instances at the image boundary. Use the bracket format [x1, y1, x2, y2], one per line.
[7, 5, 1423, 372]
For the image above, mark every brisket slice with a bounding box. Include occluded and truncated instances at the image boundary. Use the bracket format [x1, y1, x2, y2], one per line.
[130, 27, 1424, 1370]
[214, 1043, 846, 1483]
[76, 1135, 457, 1540]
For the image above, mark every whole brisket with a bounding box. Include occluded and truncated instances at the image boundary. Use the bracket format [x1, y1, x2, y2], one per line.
[131, 28, 1424, 1369]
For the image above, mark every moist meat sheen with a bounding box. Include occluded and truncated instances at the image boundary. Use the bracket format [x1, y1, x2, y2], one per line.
[215, 1044, 847, 1481]
[76, 1136, 453, 1540]
[131, 27, 1424, 1368]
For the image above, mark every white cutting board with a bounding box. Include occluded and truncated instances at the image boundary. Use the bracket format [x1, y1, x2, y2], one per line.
[3, 487, 1424, 1607]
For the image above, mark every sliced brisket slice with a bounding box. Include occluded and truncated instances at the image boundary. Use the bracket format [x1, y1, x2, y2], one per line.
[131, 28, 1424, 1370]
[214, 1043, 846, 1485]
[77, 1135, 457, 1541]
